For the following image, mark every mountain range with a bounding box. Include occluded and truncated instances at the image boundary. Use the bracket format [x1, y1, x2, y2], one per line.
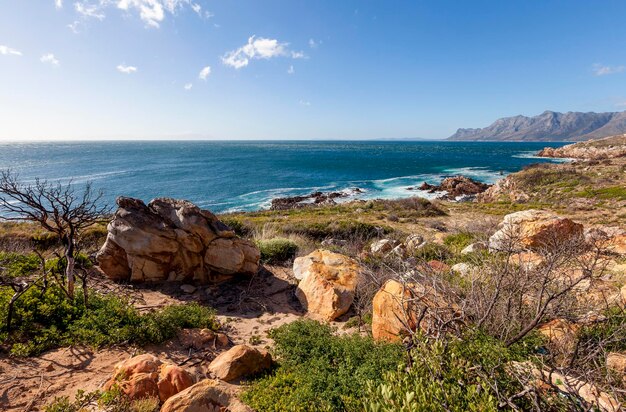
[448, 110, 626, 141]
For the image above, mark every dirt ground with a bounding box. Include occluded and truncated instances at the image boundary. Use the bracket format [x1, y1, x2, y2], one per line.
[0, 264, 309, 411]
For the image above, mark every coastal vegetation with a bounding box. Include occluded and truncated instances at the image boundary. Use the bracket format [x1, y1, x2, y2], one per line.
[0, 138, 624, 411]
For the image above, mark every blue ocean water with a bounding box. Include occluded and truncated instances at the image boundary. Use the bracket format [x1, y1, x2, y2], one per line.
[0, 141, 567, 213]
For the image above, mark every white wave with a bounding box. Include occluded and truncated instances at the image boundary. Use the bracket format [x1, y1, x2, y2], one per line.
[512, 151, 574, 163]
[443, 167, 503, 183]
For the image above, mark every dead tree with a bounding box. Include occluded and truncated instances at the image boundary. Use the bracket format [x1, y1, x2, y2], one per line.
[0, 170, 109, 299]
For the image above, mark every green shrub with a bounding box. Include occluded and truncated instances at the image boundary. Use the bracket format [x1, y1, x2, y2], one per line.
[443, 232, 476, 252]
[365, 331, 545, 412]
[219, 216, 253, 237]
[45, 386, 159, 412]
[0, 252, 40, 278]
[281, 220, 390, 241]
[412, 243, 452, 262]
[0, 281, 218, 356]
[257, 238, 299, 264]
[242, 319, 404, 411]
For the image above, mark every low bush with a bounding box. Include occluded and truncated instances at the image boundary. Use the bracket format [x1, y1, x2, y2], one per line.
[412, 243, 452, 262]
[257, 238, 299, 264]
[45, 386, 159, 412]
[0, 251, 40, 278]
[242, 319, 404, 412]
[281, 220, 391, 241]
[443, 232, 476, 252]
[0, 281, 218, 356]
[365, 331, 549, 412]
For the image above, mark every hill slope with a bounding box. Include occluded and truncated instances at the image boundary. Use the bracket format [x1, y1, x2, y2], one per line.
[448, 110, 626, 142]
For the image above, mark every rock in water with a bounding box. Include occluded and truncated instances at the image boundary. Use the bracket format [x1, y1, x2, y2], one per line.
[293, 249, 361, 321]
[96, 197, 260, 283]
[208, 345, 272, 382]
[488, 209, 583, 252]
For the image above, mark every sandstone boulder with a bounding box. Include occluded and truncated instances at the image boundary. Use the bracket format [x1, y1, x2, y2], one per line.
[489, 210, 583, 252]
[96, 197, 260, 283]
[160, 379, 252, 412]
[103, 354, 193, 402]
[372, 279, 460, 342]
[293, 249, 361, 321]
[208, 344, 272, 382]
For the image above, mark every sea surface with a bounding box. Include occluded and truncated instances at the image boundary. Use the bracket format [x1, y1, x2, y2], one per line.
[0, 141, 568, 213]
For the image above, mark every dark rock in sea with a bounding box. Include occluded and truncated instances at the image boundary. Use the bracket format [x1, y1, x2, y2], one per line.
[270, 188, 364, 210]
[407, 176, 491, 201]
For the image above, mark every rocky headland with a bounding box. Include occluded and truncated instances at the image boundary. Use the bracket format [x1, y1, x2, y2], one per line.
[0, 135, 625, 411]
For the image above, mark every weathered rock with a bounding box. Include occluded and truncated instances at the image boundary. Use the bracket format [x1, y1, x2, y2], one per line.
[371, 279, 460, 342]
[537, 135, 626, 160]
[537, 319, 580, 358]
[177, 328, 229, 350]
[160, 379, 252, 412]
[103, 354, 194, 402]
[606, 352, 626, 377]
[270, 189, 363, 211]
[450, 263, 474, 277]
[404, 234, 425, 252]
[180, 284, 197, 294]
[96, 197, 259, 283]
[489, 210, 583, 252]
[586, 226, 626, 255]
[370, 239, 398, 255]
[294, 250, 361, 321]
[509, 361, 621, 412]
[477, 174, 530, 204]
[461, 242, 487, 254]
[415, 176, 491, 200]
[426, 260, 450, 273]
[208, 345, 272, 382]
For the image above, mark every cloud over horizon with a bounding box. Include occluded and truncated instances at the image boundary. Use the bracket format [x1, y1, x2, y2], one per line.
[40, 53, 60, 66]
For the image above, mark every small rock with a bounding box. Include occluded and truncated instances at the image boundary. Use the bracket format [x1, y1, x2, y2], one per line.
[370, 239, 398, 255]
[461, 242, 487, 254]
[208, 345, 272, 382]
[180, 284, 197, 294]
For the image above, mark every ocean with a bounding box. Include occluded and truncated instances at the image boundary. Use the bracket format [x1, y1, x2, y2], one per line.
[0, 140, 567, 213]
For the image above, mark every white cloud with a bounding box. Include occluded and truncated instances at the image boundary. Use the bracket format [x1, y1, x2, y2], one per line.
[0, 45, 22, 56]
[291, 51, 306, 59]
[117, 64, 137, 73]
[55, 0, 63, 9]
[191, 2, 201, 15]
[299, 99, 311, 106]
[198, 65, 211, 80]
[222, 36, 304, 69]
[184, 83, 193, 90]
[308, 38, 319, 49]
[75, 1, 106, 20]
[593, 63, 625, 76]
[40, 53, 60, 66]
[287, 65, 294, 75]
[67, 20, 81, 33]
[71, 1, 203, 29]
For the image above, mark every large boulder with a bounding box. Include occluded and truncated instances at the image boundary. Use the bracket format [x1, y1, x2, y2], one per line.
[293, 250, 361, 321]
[96, 197, 260, 283]
[372, 279, 460, 342]
[208, 344, 272, 382]
[103, 354, 194, 402]
[160, 379, 252, 412]
[489, 210, 583, 252]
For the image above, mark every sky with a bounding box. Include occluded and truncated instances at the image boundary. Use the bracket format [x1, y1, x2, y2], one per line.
[1, 1, 626, 141]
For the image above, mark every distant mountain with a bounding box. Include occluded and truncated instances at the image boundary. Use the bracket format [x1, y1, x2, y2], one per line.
[448, 110, 626, 142]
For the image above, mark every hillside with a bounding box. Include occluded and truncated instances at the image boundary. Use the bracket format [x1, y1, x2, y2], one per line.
[448, 110, 626, 142]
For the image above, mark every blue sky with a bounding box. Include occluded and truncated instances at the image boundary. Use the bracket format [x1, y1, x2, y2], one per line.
[1, 1, 626, 140]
